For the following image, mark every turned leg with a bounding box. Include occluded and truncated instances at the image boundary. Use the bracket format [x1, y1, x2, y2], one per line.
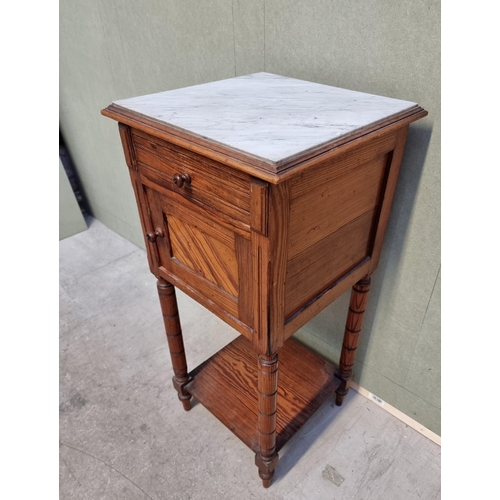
[335, 275, 371, 406]
[255, 352, 279, 488]
[157, 278, 191, 411]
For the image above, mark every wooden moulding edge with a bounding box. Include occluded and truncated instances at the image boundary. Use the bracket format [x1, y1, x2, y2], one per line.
[101, 105, 427, 184]
[350, 381, 441, 446]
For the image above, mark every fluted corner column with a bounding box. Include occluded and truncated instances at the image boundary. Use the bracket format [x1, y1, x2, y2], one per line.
[335, 275, 371, 406]
[157, 278, 191, 411]
[255, 352, 279, 488]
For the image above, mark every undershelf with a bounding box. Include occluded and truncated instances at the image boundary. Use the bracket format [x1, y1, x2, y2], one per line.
[185, 336, 340, 453]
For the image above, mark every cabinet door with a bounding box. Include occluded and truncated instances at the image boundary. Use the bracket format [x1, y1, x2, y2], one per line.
[145, 185, 253, 337]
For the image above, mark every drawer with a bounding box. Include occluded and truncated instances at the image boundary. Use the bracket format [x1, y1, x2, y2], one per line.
[131, 129, 251, 224]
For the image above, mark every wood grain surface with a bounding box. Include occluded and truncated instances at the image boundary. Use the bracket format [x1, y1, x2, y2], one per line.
[288, 151, 390, 259]
[132, 128, 251, 223]
[185, 336, 340, 454]
[285, 209, 377, 317]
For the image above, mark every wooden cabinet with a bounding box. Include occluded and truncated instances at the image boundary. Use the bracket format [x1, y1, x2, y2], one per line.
[102, 72, 427, 488]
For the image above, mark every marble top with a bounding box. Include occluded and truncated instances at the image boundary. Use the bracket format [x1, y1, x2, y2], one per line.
[113, 73, 417, 166]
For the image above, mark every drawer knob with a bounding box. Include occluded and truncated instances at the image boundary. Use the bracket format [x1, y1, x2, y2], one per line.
[146, 228, 164, 243]
[173, 172, 191, 188]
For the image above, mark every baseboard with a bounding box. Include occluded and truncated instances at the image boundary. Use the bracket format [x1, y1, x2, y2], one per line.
[350, 382, 441, 446]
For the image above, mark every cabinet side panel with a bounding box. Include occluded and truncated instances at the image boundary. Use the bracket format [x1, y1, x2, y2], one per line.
[288, 146, 393, 259]
[285, 131, 397, 324]
[284, 208, 377, 318]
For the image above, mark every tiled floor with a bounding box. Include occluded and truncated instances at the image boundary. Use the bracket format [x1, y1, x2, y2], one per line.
[60, 219, 441, 499]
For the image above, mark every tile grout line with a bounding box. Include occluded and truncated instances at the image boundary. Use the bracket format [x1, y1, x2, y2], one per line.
[95, 0, 119, 99]
[60, 441, 156, 500]
[402, 264, 441, 386]
[299, 324, 441, 409]
[111, 0, 135, 94]
[69, 248, 140, 282]
[89, 205, 144, 246]
[232, 0, 237, 77]
[296, 325, 441, 410]
[263, 0, 266, 71]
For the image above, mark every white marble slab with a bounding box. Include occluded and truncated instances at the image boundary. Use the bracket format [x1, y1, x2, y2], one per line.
[113, 73, 417, 166]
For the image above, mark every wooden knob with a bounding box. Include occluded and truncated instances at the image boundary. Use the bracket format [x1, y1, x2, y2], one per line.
[146, 228, 164, 243]
[173, 172, 191, 188]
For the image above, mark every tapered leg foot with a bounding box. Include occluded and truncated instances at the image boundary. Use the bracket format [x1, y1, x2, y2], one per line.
[255, 453, 279, 488]
[335, 389, 348, 407]
[180, 394, 191, 412]
[157, 278, 192, 410]
[256, 352, 279, 488]
[335, 276, 371, 406]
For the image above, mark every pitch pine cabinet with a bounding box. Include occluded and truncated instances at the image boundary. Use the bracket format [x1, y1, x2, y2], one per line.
[102, 73, 427, 488]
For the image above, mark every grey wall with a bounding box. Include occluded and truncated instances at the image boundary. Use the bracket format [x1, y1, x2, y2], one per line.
[60, 0, 440, 434]
[59, 159, 87, 240]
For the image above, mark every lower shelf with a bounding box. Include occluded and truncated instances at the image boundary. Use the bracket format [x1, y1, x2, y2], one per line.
[185, 336, 340, 453]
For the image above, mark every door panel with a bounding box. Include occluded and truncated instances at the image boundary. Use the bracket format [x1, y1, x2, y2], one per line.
[144, 184, 253, 333]
[168, 213, 239, 297]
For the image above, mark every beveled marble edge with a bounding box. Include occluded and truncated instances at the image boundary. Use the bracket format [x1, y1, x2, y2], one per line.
[106, 101, 424, 173]
[111, 73, 420, 167]
[101, 104, 428, 178]
[266, 105, 423, 169]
